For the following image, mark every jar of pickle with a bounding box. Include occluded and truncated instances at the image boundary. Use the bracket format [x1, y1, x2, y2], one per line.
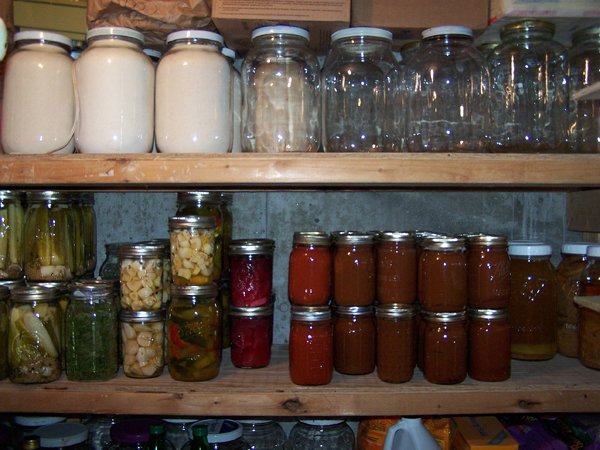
[230, 303, 273, 368]
[65, 280, 118, 381]
[0, 191, 25, 280]
[9, 285, 62, 383]
[23, 191, 75, 282]
[0, 285, 10, 380]
[333, 305, 375, 375]
[288, 420, 355, 450]
[168, 283, 221, 381]
[119, 309, 165, 378]
[119, 243, 164, 311]
[288, 231, 332, 306]
[508, 242, 558, 360]
[466, 234, 510, 309]
[376, 231, 417, 304]
[468, 308, 511, 382]
[169, 215, 216, 286]
[375, 303, 416, 383]
[332, 231, 376, 306]
[229, 239, 275, 307]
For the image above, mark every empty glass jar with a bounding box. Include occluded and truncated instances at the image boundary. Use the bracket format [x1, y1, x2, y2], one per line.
[288, 419, 355, 450]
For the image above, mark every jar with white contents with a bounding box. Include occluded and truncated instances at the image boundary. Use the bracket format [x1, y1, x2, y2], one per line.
[119, 309, 165, 378]
[118, 243, 164, 311]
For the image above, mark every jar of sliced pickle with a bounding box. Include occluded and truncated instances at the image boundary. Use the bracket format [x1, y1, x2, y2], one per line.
[120, 308, 165, 378]
[119, 243, 164, 311]
[0, 191, 25, 280]
[169, 216, 216, 286]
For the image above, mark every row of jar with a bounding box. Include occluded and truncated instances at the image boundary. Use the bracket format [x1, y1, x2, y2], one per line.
[3, 21, 599, 156]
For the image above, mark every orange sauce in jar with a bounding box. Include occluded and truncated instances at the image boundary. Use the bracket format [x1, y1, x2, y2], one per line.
[468, 308, 511, 382]
[375, 304, 416, 383]
[575, 296, 600, 370]
[466, 234, 510, 309]
[288, 232, 332, 306]
[333, 232, 376, 306]
[376, 232, 417, 304]
[333, 305, 375, 375]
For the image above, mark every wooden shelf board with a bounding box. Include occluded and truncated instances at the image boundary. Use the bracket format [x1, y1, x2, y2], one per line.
[1, 153, 600, 189]
[1, 346, 599, 417]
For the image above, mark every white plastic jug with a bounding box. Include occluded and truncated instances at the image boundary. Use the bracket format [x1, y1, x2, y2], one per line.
[0, 17, 7, 61]
[383, 418, 440, 450]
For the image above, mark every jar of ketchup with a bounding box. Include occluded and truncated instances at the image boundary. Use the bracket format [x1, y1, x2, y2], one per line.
[288, 231, 332, 306]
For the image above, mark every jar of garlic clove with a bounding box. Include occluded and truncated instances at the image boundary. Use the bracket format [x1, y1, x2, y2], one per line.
[119, 309, 165, 378]
[118, 243, 164, 311]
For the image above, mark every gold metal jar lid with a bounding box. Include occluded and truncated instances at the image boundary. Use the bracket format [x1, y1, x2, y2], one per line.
[293, 231, 331, 246]
[119, 308, 166, 322]
[168, 215, 216, 230]
[468, 308, 508, 320]
[229, 303, 274, 317]
[465, 233, 508, 246]
[376, 231, 416, 244]
[334, 305, 374, 316]
[11, 285, 61, 303]
[229, 238, 275, 255]
[421, 310, 466, 323]
[421, 236, 465, 251]
[118, 243, 165, 258]
[170, 283, 218, 301]
[291, 305, 331, 321]
[375, 303, 416, 318]
[332, 230, 375, 246]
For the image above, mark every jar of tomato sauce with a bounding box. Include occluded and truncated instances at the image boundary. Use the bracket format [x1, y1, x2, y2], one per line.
[332, 231, 375, 306]
[418, 236, 467, 312]
[375, 231, 417, 304]
[581, 244, 600, 296]
[333, 305, 375, 375]
[288, 231, 332, 306]
[466, 234, 510, 309]
[574, 296, 600, 370]
[229, 303, 273, 368]
[375, 303, 416, 383]
[229, 239, 275, 307]
[289, 305, 333, 385]
[468, 308, 511, 382]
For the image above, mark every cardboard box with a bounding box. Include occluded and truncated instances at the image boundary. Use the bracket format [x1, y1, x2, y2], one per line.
[13, 0, 87, 40]
[211, 0, 350, 53]
[452, 416, 519, 450]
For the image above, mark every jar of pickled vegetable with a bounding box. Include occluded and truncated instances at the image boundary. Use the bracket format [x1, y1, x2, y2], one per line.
[79, 193, 97, 276]
[65, 280, 118, 381]
[375, 231, 417, 304]
[9, 285, 62, 383]
[229, 239, 275, 307]
[219, 278, 231, 349]
[333, 305, 375, 375]
[119, 243, 164, 311]
[0, 286, 10, 380]
[0, 191, 26, 280]
[23, 191, 75, 282]
[140, 238, 172, 306]
[168, 283, 221, 381]
[230, 303, 273, 368]
[466, 234, 510, 309]
[332, 231, 376, 306]
[375, 303, 416, 383]
[99, 242, 126, 280]
[468, 308, 511, 382]
[120, 309, 165, 378]
[70, 193, 86, 278]
[288, 231, 332, 306]
[169, 216, 216, 285]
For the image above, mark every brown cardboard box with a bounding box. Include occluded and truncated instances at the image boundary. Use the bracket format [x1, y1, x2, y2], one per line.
[211, 0, 351, 53]
[452, 416, 519, 450]
[13, 0, 87, 40]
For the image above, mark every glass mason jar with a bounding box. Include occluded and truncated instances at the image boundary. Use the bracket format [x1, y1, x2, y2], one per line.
[74, 27, 154, 154]
[288, 419, 355, 450]
[222, 47, 242, 153]
[239, 420, 286, 450]
[568, 25, 600, 154]
[1, 30, 75, 154]
[242, 25, 321, 153]
[421, 310, 467, 385]
[289, 305, 333, 386]
[333, 305, 375, 375]
[466, 234, 510, 309]
[229, 303, 273, 369]
[65, 280, 118, 381]
[288, 231, 332, 306]
[0, 190, 26, 280]
[80, 193, 97, 276]
[375, 231, 417, 304]
[164, 418, 196, 450]
[575, 296, 600, 370]
[219, 278, 231, 349]
[229, 239, 275, 307]
[169, 215, 217, 285]
[9, 285, 62, 383]
[119, 309, 165, 378]
[23, 191, 75, 282]
[375, 303, 416, 383]
[99, 242, 126, 280]
[156, 30, 232, 154]
[468, 308, 511, 382]
[141, 238, 172, 306]
[220, 193, 234, 278]
[581, 244, 600, 296]
[167, 283, 221, 381]
[556, 242, 589, 357]
[488, 20, 569, 153]
[186, 420, 249, 450]
[508, 242, 558, 360]
[404, 26, 491, 153]
[85, 415, 117, 450]
[69, 194, 86, 278]
[332, 231, 376, 306]
[0, 286, 9, 380]
[119, 243, 164, 311]
[322, 27, 399, 152]
[418, 236, 467, 312]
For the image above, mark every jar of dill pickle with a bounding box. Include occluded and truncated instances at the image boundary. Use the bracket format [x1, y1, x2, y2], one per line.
[0, 191, 26, 280]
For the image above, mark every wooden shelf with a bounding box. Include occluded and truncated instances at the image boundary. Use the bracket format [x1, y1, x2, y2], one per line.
[1, 346, 599, 417]
[1, 153, 600, 190]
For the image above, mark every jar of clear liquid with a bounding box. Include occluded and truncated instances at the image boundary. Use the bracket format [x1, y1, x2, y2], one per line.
[288, 419, 355, 450]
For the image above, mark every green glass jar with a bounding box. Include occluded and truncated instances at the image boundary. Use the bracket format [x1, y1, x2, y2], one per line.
[65, 280, 118, 381]
[0, 285, 10, 380]
[0, 190, 26, 280]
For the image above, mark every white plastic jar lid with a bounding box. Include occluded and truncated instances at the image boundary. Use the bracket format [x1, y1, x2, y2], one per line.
[508, 241, 552, 256]
[34, 423, 88, 447]
[561, 242, 590, 255]
[587, 245, 600, 258]
[299, 419, 345, 426]
[331, 27, 393, 42]
[87, 26, 145, 45]
[143, 48, 162, 59]
[166, 29, 224, 46]
[190, 419, 243, 443]
[14, 30, 72, 48]
[422, 25, 473, 39]
[14, 416, 66, 427]
[251, 25, 309, 41]
[222, 47, 236, 61]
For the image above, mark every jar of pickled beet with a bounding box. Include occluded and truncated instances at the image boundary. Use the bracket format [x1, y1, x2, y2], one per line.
[289, 305, 333, 385]
[288, 231, 332, 306]
[333, 305, 375, 375]
[229, 303, 273, 368]
[422, 310, 467, 385]
[419, 236, 467, 312]
[468, 308, 511, 382]
[466, 234, 510, 309]
[375, 303, 416, 383]
[229, 239, 275, 307]
[332, 231, 376, 306]
[375, 231, 417, 304]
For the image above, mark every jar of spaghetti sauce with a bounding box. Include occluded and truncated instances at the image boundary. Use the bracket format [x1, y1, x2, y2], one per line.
[229, 303, 273, 368]
[376, 231, 417, 304]
[333, 231, 375, 306]
[581, 245, 600, 296]
[333, 305, 375, 375]
[466, 234, 510, 308]
[229, 239, 275, 307]
[288, 231, 332, 305]
[375, 304, 416, 383]
[422, 310, 467, 385]
[468, 308, 511, 382]
[289, 305, 333, 385]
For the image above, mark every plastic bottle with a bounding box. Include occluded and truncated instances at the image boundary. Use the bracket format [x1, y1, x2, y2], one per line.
[383, 418, 440, 450]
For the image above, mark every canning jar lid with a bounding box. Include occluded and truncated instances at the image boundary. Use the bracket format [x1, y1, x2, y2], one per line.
[190, 419, 243, 443]
[291, 305, 331, 321]
[119, 308, 166, 321]
[11, 285, 60, 303]
[169, 215, 217, 229]
[293, 231, 331, 246]
[34, 422, 88, 447]
[143, 48, 162, 60]
[118, 243, 165, 258]
[468, 308, 508, 319]
[508, 241, 552, 256]
[0, 190, 24, 202]
[229, 303, 274, 317]
[166, 29, 224, 46]
[377, 231, 416, 244]
[466, 234, 508, 246]
[375, 303, 416, 318]
[14, 30, 72, 48]
[229, 238, 275, 255]
[251, 25, 309, 41]
[171, 283, 218, 300]
[421, 236, 465, 251]
[69, 279, 113, 300]
[331, 27, 393, 42]
[561, 242, 590, 255]
[332, 231, 375, 246]
[501, 19, 555, 36]
[572, 24, 600, 45]
[13, 415, 65, 427]
[587, 245, 600, 258]
[27, 190, 71, 203]
[422, 310, 466, 322]
[222, 47, 236, 61]
[422, 25, 473, 39]
[86, 26, 145, 44]
[334, 305, 373, 316]
[299, 419, 345, 426]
